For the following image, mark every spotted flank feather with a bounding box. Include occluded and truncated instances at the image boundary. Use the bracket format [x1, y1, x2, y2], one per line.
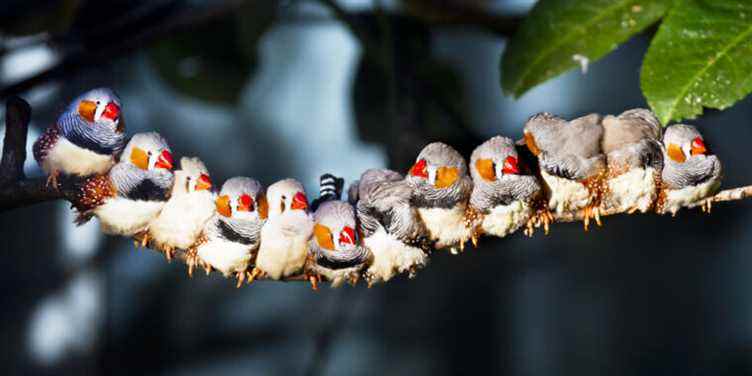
[73, 174, 116, 225]
[32, 124, 60, 166]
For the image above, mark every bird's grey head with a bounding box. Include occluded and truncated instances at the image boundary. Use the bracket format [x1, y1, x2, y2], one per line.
[65, 87, 123, 132]
[406, 142, 470, 208]
[215, 176, 266, 221]
[522, 112, 567, 156]
[663, 124, 711, 163]
[469, 136, 520, 186]
[266, 178, 308, 218]
[121, 132, 174, 172]
[313, 201, 359, 252]
[617, 108, 662, 138]
[173, 157, 213, 196]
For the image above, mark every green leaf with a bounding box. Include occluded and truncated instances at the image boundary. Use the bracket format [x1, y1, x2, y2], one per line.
[501, 0, 671, 97]
[641, 0, 752, 125]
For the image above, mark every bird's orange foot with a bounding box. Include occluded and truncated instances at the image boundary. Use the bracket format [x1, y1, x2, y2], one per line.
[525, 208, 554, 237]
[185, 248, 199, 277]
[132, 231, 149, 249]
[347, 273, 360, 286]
[307, 274, 321, 291]
[247, 267, 264, 285]
[163, 245, 174, 262]
[46, 170, 60, 189]
[699, 198, 714, 214]
[581, 204, 602, 231]
[235, 270, 253, 288]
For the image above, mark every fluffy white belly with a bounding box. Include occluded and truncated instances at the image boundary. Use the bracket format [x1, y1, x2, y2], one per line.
[364, 228, 428, 284]
[417, 204, 472, 249]
[196, 238, 251, 276]
[481, 201, 532, 238]
[540, 170, 590, 214]
[605, 167, 656, 213]
[94, 198, 164, 236]
[256, 215, 313, 280]
[663, 178, 721, 215]
[44, 137, 113, 176]
[149, 191, 215, 250]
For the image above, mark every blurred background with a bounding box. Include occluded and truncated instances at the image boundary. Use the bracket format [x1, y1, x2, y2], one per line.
[1, 0, 752, 375]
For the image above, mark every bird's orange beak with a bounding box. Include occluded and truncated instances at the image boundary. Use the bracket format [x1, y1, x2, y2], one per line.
[236, 194, 253, 212]
[216, 195, 231, 217]
[78, 100, 97, 122]
[291, 192, 308, 210]
[691, 137, 707, 156]
[195, 174, 212, 191]
[502, 156, 519, 175]
[155, 150, 173, 170]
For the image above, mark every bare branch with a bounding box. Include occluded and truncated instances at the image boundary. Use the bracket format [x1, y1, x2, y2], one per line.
[1, 96, 30, 184]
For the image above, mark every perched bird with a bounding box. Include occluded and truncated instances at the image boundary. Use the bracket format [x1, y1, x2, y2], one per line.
[252, 179, 314, 284]
[34, 88, 125, 187]
[351, 168, 429, 284]
[193, 177, 267, 285]
[307, 174, 370, 288]
[601, 109, 664, 214]
[146, 157, 215, 260]
[406, 142, 473, 252]
[467, 136, 542, 241]
[523, 112, 606, 229]
[73, 132, 174, 236]
[658, 124, 722, 215]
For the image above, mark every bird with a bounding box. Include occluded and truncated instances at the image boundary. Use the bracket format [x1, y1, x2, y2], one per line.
[405, 142, 473, 252]
[352, 168, 429, 285]
[467, 136, 542, 242]
[72, 132, 174, 236]
[145, 157, 215, 261]
[252, 178, 314, 284]
[193, 177, 268, 286]
[658, 124, 722, 215]
[523, 112, 607, 230]
[306, 174, 371, 288]
[600, 109, 664, 214]
[33, 88, 125, 187]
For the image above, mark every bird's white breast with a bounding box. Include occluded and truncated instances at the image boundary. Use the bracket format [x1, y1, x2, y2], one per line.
[363, 228, 428, 284]
[481, 201, 532, 238]
[148, 190, 216, 250]
[94, 198, 164, 236]
[417, 203, 473, 249]
[256, 212, 313, 280]
[605, 167, 657, 213]
[540, 170, 591, 214]
[663, 177, 721, 215]
[196, 238, 252, 276]
[44, 137, 114, 176]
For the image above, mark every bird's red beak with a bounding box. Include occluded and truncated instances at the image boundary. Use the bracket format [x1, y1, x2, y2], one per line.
[155, 150, 173, 170]
[195, 174, 212, 191]
[237, 194, 253, 212]
[339, 226, 356, 246]
[502, 156, 519, 175]
[291, 192, 308, 210]
[691, 137, 707, 156]
[410, 159, 428, 178]
[102, 102, 120, 123]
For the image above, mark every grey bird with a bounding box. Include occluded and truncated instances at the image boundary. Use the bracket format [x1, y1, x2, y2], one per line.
[194, 177, 268, 286]
[523, 112, 606, 229]
[468, 136, 542, 241]
[405, 142, 473, 252]
[352, 168, 429, 285]
[659, 124, 722, 215]
[601, 108, 664, 214]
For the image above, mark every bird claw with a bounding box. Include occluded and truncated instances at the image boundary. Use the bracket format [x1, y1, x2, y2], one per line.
[46, 170, 60, 190]
[236, 270, 248, 288]
[185, 248, 198, 277]
[247, 267, 263, 285]
[307, 274, 321, 291]
[582, 205, 602, 231]
[471, 233, 479, 248]
[525, 208, 553, 237]
[700, 198, 713, 214]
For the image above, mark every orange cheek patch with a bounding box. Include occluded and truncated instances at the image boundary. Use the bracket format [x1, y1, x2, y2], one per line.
[78, 100, 97, 122]
[524, 132, 541, 156]
[215, 195, 232, 217]
[667, 143, 686, 163]
[435, 166, 459, 188]
[257, 194, 269, 219]
[314, 223, 335, 250]
[475, 159, 496, 182]
[130, 147, 149, 170]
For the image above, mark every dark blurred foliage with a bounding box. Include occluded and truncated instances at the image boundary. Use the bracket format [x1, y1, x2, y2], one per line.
[2, 1, 752, 376]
